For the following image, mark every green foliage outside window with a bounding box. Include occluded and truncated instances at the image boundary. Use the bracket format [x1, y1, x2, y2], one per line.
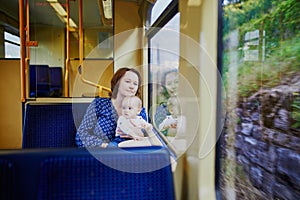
[222, 0, 300, 98]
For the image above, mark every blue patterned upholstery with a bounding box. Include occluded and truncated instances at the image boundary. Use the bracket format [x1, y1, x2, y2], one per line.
[22, 102, 90, 148]
[0, 159, 15, 200]
[49, 67, 63, 97]
[29, 65, 50, 97]
[29, 65, 63, 97]
[37, 147, 174, 200]
[0, 147, 175, 200]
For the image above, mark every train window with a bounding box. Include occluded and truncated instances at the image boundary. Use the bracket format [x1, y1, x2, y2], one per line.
[81, 0, 113, 59]
[220, 0, 299, 199]
[25, 0, 113, 98]
[150, 0, 173, 25]
[148, 0, 182, 154]
[29, 0, 71, 67]
[4, 32, 20, 58]
[29, 0, 112, 64]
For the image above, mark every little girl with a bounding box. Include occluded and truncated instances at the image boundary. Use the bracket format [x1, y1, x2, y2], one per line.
[102, 96, 152, 147]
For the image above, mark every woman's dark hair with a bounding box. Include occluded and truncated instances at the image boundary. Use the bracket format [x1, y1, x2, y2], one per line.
[161, 68, 178, 87]
[110, 67, 142, 99]
[160, 68, 178, 101]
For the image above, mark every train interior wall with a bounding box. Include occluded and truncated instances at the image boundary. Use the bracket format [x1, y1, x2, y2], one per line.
[69, 59, 113, 97]
[114, 1, 143, 72]
[0, 59, 22, 149]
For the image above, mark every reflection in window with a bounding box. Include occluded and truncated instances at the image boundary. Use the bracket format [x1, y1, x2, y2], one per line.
[149, 13, 180, 144]
[4, 32, 20, 58]
[220, 0, 300, 199]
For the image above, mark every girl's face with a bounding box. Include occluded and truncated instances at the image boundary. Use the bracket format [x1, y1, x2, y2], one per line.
[118, 71, 139, 97]
[121, 101, 139, 119]
[165, 72, 178, 96]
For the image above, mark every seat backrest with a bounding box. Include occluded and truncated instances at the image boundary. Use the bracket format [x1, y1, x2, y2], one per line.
[22, 102, 90, 148]
[0, 159, 15, 200]
[37, 147, 175, 200]
[0, 147, 175, 200]
[29, 65, 50, 97]
[29, 65, 64, 97]
[49, 67, 63, 97]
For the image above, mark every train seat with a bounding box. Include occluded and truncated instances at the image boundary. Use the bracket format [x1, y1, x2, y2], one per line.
[49, 67, 63, 97]
[0, 147, 175, 200]
[29, 65, 51, 97]
[22, 102, 90, 148]
[29, 65, 63, 97]
[0, 159, 15, 200]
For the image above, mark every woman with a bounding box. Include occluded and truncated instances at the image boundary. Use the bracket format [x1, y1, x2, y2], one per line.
[75, 67, 147, 148]
[154, 69, 179, 136]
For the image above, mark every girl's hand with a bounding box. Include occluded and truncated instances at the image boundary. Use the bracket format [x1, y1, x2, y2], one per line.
[101, 143, 108, 148]
[170, 123, 177, 129]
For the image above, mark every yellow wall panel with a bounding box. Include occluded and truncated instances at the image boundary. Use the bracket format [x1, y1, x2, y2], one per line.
[0, 59, 22, 149]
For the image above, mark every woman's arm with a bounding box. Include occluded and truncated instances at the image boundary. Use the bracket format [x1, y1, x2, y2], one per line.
[75, 99, 104, 147]
[139, 107, 148, 121]
[154, 104, 169, 128]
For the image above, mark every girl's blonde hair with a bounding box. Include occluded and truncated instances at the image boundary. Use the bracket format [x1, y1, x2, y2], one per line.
[122, 96, 142, 110]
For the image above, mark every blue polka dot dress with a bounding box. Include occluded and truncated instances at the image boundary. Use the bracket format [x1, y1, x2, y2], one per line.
[154, 103, 170, 136]
[75, 98, 147, 148]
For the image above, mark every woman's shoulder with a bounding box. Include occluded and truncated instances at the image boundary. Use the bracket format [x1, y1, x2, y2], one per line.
[90, 97, 114, 114]
[139, 107, 148, 121]
[157, 102, 167, 110]
[140, 107, 147, 116]
[92, 97, 112, 105]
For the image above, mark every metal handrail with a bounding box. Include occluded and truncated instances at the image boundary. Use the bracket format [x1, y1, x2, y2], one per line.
[78, 65, 111, 97]
[19, 0, 26, 102]
[64, 0, 70, 97]
[78, 0, 111, 97]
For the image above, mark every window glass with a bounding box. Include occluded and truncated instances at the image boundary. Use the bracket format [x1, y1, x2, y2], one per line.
[149, 13, 180, 146]
[4, 32, 20, 58]
[220, 0, 299, 199]
[83, 0, 113, 59]
[5, 32, 20, 45]
[26, 0, 113, 98]
[151, 0, 173, 24]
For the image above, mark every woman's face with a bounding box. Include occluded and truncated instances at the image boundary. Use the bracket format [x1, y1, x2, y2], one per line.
[118, 71, 139, 97]
[165, 72, 178, 96]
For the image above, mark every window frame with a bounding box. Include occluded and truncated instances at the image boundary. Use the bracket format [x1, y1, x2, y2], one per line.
[146, 0, 179, 155]
[215, 0, 224, 199]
